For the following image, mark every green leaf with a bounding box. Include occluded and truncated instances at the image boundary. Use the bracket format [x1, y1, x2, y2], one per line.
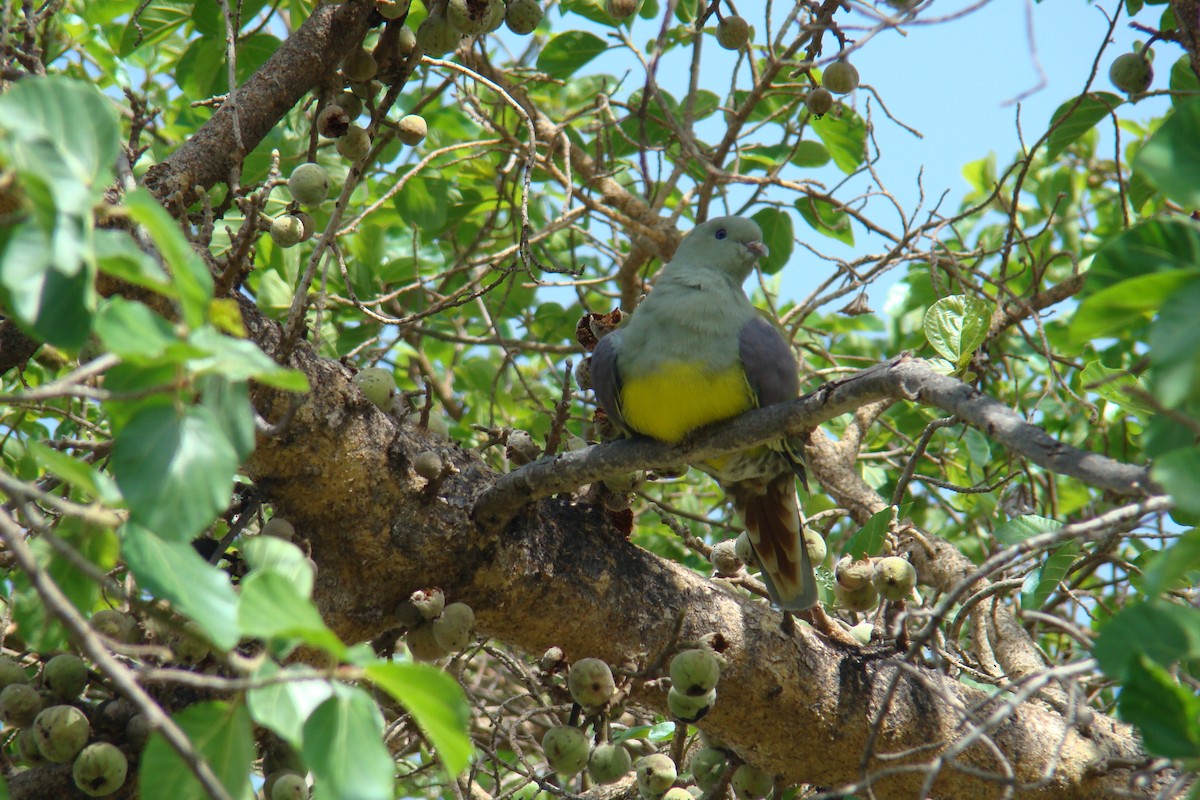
[812, 108, 867, 174]
[118, 0, 195, 56]
[111, 404, 240, 541]
[750, 207, 794, 275]
[94, 229, 175, 298]
[795, 195, 854, 245]
[1152, 446, 1200, 516]
[242, 536, 315, 598]
[1021, 540, 1079, 610]
[121, 523, 240, 651]
[1169, 54, 1200, 103]
[1118, 654, 1200, 760]
[140, 701, 255, 800]
[0, 76, 120, 206]
[1044, 92, 1123, 161]
[993, 514, 1063, 546]
[238, 571, 347, 658]
[123, 188, 214, 329]
[247, 661, 334, 747]
[559, 0, 618, 27]
[923, 295, 993, 367]
[1093, 600, 1200, 677]
[1149, 278, 1200, 407]
[394, 176, 449, 231]
[0, 221, 96, 349]
[1079, 361, 1154, 416]
[1142, 528, 1200, 597]
[536, 31, 607, 78]
[199, 376, 256, 463]
[26, 441, 122, 504]
[844, 507, 890, 559]
[186, 326, 310, 391]
[365, 661, 474, 775]
[95, 297, 178, 361]
[1070, 269, 1199, 343]
[1134, 96, 1200, 209]
[302, 690, 395, 800]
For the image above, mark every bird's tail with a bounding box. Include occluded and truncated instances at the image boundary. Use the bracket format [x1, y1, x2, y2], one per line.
[731, 473, 818, 611]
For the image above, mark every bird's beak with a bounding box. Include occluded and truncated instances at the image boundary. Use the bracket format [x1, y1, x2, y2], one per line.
[745, 240, 770, 258]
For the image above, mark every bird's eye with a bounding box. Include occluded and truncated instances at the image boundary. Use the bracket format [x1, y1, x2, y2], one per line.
[715, 228, 727, 240]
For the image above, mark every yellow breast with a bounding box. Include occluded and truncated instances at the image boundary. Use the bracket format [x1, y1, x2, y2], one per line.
[620, 362, 753, 444]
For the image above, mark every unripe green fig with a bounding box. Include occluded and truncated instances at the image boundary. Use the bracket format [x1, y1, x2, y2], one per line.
[292, 211, 315, 242]
[376, 0, 410, 19]
[835, 556, 873, 590]
[262, 517, 296, 540]
[43, 653, 88, 700]
[0, 655, 28, 691]
[90, 609, 138, 643]
[568, 657, 616, 709]
[689, 747, 727, 791]
[342, 48, 378, 82]
[661, 789, 693, 800]
[446, 0, 493, 34]
[316, 104, 350, 138]
[834, 580, 880, 613]
[73, 742, 129, 797]
[541, 725, 589, 775]
[667, 686, 716, 722]
[731, 763, 773, 800]
[505, 0, 542, 34]
[669, 648, 721, 696]
[263, 770, 304, 800]
[1109, 52, 1153, 94]
[431, 602, 475, 652]
[33, 704, 90, 763]
[336, 124, 371, 161]
[394, 24, 418, 57]
[606, 0, 638, 20]
[16, 727, 46, 765]
[873, 556, 917, 602]
[822, 60, 859, 94]
[396, 114, 428, 146]
[413, 450, 444, 479]
[416, 14, 461, 56]
[587, 742, 632, 784]
[0, 682, 43, 727]
[170, 620, 211, 664]
[271, 771, 310, 800]
[406, 621, 450, 661]
[505, 430, 541, 465]
[806, 86, 834, 117]
[288, 163, 330, 207]
[716, 15, 750, 50]
[634, 753, 677, 798]
[708, 540, 742, 576]
[804, 528, 827, 566]
[337, 90, 364, 119]
[125, 713, 151, 750]
[353, 366, 397, 411]
[410, 587, 446, 620]
[270, 215, 305, 248]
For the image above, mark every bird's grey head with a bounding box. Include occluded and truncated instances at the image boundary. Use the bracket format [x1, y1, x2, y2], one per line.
[670, 215, 770, 283]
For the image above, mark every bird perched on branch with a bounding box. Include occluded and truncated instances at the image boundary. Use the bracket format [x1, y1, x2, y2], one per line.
[591, 215, 817, 610]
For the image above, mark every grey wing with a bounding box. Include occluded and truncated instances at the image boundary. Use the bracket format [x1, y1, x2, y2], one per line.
[739, 315, 807, 489]
[738, 314, 800, 408]
[590, 332, 628, 432]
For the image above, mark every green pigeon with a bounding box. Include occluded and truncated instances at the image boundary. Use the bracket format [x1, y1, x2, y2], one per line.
[591, 215, 818, 610]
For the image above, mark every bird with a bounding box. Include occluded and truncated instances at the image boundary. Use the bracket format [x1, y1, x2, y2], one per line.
[590, 215, 818, 611]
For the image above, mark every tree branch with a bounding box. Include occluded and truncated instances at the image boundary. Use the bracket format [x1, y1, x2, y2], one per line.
[473, 357, 1154, 532]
